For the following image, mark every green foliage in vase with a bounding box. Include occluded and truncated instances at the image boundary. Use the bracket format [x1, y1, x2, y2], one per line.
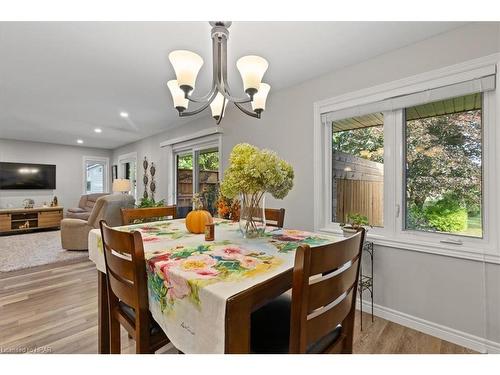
[220, 143, 294, 199]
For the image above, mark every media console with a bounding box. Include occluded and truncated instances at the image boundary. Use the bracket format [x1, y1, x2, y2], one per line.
[0, 206, 63, 235]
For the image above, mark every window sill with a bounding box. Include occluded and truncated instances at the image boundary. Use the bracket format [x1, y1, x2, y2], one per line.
[317, 227, 500, 264]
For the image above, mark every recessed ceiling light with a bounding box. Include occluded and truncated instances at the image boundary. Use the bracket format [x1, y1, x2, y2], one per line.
[77, 139, 84, 144]
[94, 128, 102, 133]
[120, 112, 129, 118]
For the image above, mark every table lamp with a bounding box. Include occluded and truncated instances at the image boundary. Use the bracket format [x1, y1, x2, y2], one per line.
[112, 179, 131, 194]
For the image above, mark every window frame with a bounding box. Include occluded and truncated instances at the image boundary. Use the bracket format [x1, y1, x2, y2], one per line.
[313, 56, 500, 263]
[82, 156, 109, 195]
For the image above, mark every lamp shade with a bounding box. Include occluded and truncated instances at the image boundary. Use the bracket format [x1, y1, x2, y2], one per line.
[113, 179, 131, 193]
[236, 55, 269, 95]
[251, 83, 271, 112]
[210, 92, 228, 119]
[167, 80, 189, 111]
[168, 50, 204, 92]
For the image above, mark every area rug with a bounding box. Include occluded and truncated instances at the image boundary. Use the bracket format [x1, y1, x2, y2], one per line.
[0, 230, 88, 272]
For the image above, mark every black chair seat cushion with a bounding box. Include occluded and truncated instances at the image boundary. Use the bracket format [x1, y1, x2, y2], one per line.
[250, 294, 342, 354]
[119, 301, 162, 336]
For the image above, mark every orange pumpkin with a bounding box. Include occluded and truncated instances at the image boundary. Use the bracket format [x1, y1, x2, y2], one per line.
[185, 210, 213, 234]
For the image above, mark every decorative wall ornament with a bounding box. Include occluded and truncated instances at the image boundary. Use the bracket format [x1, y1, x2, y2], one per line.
[143, 157, 149, 199]
[150, 162, 156, 201]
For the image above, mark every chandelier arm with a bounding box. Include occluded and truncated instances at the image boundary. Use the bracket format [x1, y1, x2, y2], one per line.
[179, 90, 219, 117]
[185, 83, 217, 103]
[215, 32, 253, 104]
[184, 32, 221, 103]
[234, 101, 260, 119]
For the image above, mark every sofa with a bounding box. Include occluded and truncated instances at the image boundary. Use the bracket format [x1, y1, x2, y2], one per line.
[66, 193, 109, 220]
[61, 194, 135, 251]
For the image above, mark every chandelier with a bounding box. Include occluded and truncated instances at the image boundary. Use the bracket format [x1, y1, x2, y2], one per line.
[167, 21, 271, 125]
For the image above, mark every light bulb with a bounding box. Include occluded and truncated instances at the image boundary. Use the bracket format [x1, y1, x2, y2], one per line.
[236, 55, 268, 97]
[251, 83, 271, 113]
[167, 80, 189, 111]
[168, 50, 204, 94]
[210, 92, 228, 120]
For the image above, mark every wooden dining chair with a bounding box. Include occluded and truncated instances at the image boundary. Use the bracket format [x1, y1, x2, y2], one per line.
[265, 208, 286, 228]
[99, 220, 170, 354]
[121, 205, 177, 225]
[251, 229, 365, 354]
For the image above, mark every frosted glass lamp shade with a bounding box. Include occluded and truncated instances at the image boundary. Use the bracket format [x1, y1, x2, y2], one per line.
[113, 179, 131, 193]
[236, 55, 269, 96]
[167, 80, 189, 111]
[210, 92, 228, 119]
[251, 83, 271, 113]
[168, 50, 204, 93]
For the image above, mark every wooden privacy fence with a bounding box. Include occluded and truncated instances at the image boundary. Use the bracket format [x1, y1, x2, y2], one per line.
[335, 179, 384, 227]
[332, 151, 384, 227]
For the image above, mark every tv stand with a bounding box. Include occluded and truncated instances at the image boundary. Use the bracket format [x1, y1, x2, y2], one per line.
[0, 206, 63, 235]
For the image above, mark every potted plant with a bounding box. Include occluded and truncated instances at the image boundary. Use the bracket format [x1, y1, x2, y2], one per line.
[340, 213, 370, 236]
[220, 143, 294, 238]
[137, 197, 166, 208]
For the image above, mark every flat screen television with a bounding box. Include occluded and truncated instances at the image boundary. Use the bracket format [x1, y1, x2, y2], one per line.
[0, 162, 56, 190]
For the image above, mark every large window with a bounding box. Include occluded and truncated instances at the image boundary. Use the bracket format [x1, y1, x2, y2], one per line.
[332, 113, 384, 227]
[316, 63, 496, 258]
[404, 94, 483, 238]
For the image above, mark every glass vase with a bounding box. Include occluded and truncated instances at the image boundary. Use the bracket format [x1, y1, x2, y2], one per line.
[239, 192, 266, 238]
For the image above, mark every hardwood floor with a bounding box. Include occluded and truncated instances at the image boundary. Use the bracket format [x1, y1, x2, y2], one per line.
[0, 260, 476, 354]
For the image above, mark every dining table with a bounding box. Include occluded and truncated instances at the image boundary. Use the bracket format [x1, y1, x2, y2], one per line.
[88, 218, 340, 354]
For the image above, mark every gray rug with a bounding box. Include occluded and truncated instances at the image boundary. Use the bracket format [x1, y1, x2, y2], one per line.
[0, 230, 88, 272]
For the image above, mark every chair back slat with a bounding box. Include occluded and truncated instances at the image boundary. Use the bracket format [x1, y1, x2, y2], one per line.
[306, 287, 355, 347]
[265, 208, 285, 228]
[309, 233, 362, 275]
[105, 251, 135, 282]
[107, 268, 137, 308]
[100, 226, 135, 255]
[99, 220, 149, 313]
[307, 256, 360, 313]
[289, 229, 365, 353]
[121, 206, 177, 225]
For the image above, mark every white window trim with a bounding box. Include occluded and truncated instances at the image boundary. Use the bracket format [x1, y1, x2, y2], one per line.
[82, 156, 110, 195]
[117, 151, 138, 200]
[313, 54, 500, 264]
[162, 132, 223, 206]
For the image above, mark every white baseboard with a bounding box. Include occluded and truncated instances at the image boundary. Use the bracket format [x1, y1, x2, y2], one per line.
[356, 298, 500, 354]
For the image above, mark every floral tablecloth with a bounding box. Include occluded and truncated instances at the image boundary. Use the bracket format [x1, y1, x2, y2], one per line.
[88, 218, 340, 353]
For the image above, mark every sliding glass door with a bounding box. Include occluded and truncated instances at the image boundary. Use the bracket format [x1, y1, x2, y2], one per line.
[175, 146, 220, 218]
[176, 153, 194, 218]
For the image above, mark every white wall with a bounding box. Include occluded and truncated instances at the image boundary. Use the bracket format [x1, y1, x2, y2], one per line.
[112, 23, 500, 351]
[0, 139, 112, 212]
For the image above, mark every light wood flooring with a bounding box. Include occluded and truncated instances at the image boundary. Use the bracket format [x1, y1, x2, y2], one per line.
[0, 260, 476, 354]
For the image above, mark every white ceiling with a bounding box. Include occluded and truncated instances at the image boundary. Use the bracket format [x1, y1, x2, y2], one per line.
[0, 21, 467, 149]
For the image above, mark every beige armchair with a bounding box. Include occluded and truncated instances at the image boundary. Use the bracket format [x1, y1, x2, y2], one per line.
[61, 194, 135, 250]
[66, 193, 108, 220]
